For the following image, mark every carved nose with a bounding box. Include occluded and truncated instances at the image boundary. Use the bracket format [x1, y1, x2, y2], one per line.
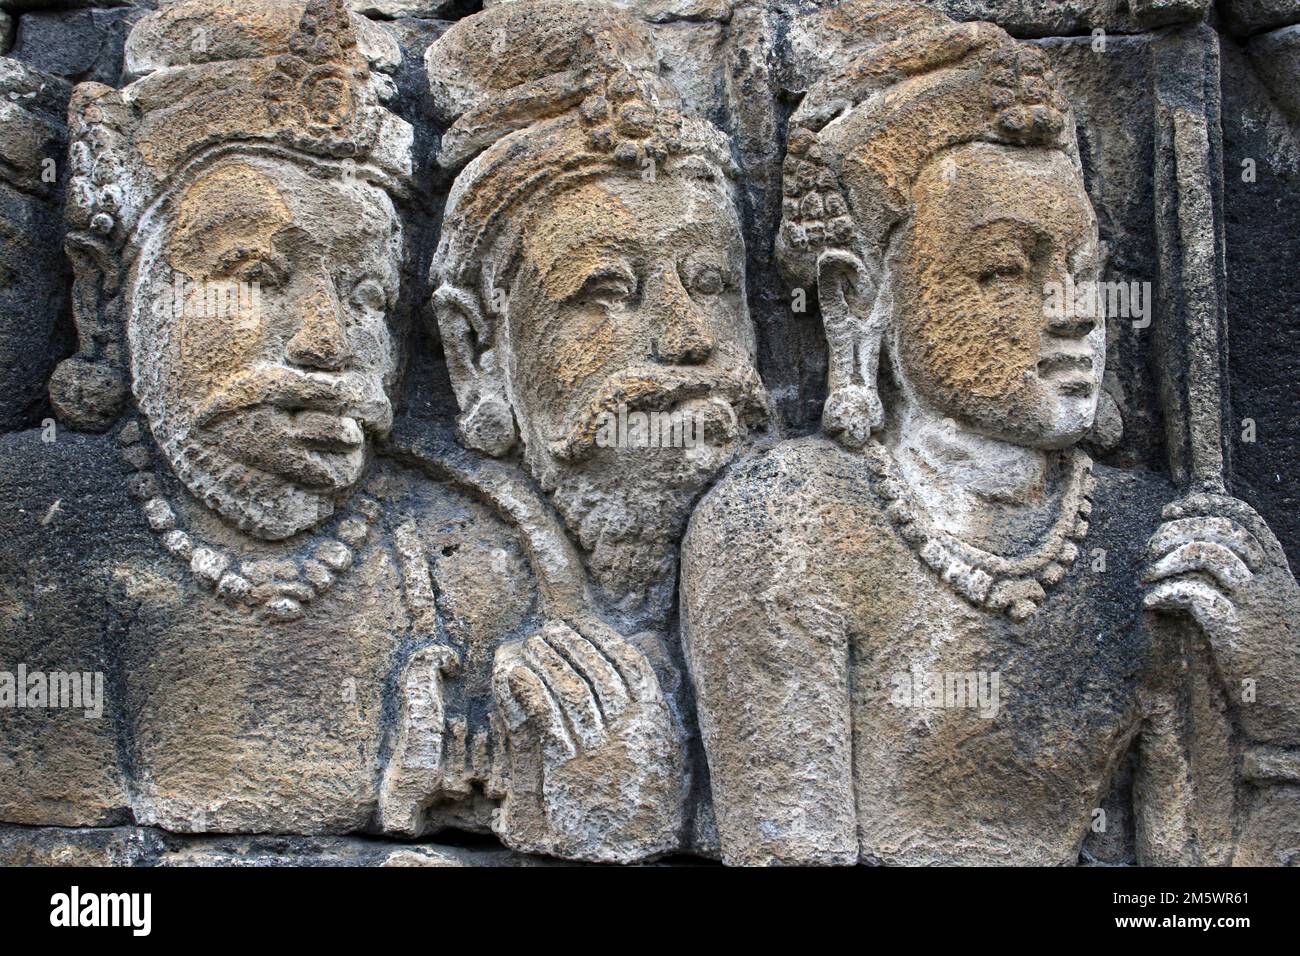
[286, 285, 352, 371]
[652, 268, 715, 365]
[1045, 263, 1099, 338]
[1045, 299, 1098, 338]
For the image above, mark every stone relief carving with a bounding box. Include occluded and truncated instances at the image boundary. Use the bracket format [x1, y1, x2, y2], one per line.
[390, 0, 770, 860]
[0, 0, 1297, 868]
[682, 0, 1300, 866]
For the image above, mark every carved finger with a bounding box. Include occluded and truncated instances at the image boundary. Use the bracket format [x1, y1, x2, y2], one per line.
[492, 642, 530, 731]
[1143, 577, 1236, 634]
[571, 616, 661, 702]
[524, 634, 606, 750]
[1147, 517, 1265, 570]
[504, 663, 577, 763]
[543, 622, 631, 721]
[1162, 494, 1288, 568]
[1143, 541, 1253, 592]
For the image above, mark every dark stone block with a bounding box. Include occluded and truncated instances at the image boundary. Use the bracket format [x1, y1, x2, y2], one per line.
[10, 4, 148, 84]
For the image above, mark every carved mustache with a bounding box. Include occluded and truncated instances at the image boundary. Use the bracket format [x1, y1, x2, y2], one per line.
[549, 364, 769, 462]
[1037, 353, 1095, 376]
[194, 365, 394, 437]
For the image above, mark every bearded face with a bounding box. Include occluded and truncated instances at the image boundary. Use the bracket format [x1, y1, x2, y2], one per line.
[502, 172, 768, 487]
[128, 155, 402, 539]
[890, 142, 1104, 450]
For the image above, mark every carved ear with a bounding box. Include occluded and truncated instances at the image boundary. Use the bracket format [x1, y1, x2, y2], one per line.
[815, 249, 885, 448]
[431, 282, 518, 457]
[49, 239, 127, 431]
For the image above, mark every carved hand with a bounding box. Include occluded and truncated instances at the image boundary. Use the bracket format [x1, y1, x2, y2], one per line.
[490, 616, 685, 862]
[1143, 492, 1300, 744]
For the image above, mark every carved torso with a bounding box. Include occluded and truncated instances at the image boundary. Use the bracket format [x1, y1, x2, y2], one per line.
[0, 430, 538, 833]
[684, 436, 1177, 864]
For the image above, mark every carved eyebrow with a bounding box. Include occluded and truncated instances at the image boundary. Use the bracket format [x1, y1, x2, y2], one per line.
[577, 261, 636, 283]
[269, 224, 316, 255]
[664, 210, 740, 250]
[539, 244, 635, 301]
[211, 244, 287, 280]
[967, 216, 1051, 241]
[560, 262, 637, 302]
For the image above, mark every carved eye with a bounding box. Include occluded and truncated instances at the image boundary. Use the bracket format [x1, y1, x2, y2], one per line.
[977, 254, 1029, 286]
[577, 269, 636, 307]
[350, 278, 387, 313]
[223, 250, 287, 290]
[688, 265, 726, 297]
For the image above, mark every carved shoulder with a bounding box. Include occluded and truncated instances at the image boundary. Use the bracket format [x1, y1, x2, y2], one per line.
[686, 436, 891, 581]
[682, 435, 896, 670]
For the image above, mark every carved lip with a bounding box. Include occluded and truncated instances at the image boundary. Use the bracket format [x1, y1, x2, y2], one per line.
[290, 410, 365, 452]
[195, 367, 393, 435]
[1037, 352, 1093, 376]
[1037, 352, 1096, 396]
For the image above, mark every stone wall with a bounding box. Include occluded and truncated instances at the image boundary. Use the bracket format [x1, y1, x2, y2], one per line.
[1, 0, 1298, 866]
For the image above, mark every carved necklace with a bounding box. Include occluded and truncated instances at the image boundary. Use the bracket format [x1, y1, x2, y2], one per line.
[118, 419, 383, 622]
[861, 441, 1095, 622]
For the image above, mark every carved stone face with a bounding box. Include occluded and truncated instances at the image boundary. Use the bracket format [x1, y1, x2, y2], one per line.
[890, 142, 1103, 450]
[504, 172, 765, 477]
[129, 155, 401, 538]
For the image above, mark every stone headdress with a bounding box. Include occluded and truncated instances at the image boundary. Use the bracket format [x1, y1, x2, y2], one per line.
[50, 0, 414, 431]
[425, 0, 738, 456]
[774, 0, 1084, 441]
[778, 0, 1080, 283]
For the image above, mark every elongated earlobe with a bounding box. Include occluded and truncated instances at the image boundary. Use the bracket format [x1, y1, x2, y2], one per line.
[816, 249, 884, 448]
[432, 283, 518, 457]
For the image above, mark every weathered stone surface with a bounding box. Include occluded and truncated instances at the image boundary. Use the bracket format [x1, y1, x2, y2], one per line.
[682, 0, 1300, 867]
[350, 0, 463, 18]
[0, 2, 154, 10]
[485, 0, 735, 21]
[1221, 0, 1300, 36]
[9, 4, 146, 83]
[1, 0, 1299, 868]
[0, 824, 551, 866]
[422, 0, 778, 860]
[1247, 23, 1300, 122]
[0, 57, 71, 432]
[916, 0, 1206, 35]
[1221, 36, 1300, 578]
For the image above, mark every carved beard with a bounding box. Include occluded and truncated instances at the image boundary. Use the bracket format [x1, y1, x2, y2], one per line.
[130, 319, 390, 541]
[526, 421, 747, 624]
[148, 413, 347, 541]
[132, 355, 367, 541]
